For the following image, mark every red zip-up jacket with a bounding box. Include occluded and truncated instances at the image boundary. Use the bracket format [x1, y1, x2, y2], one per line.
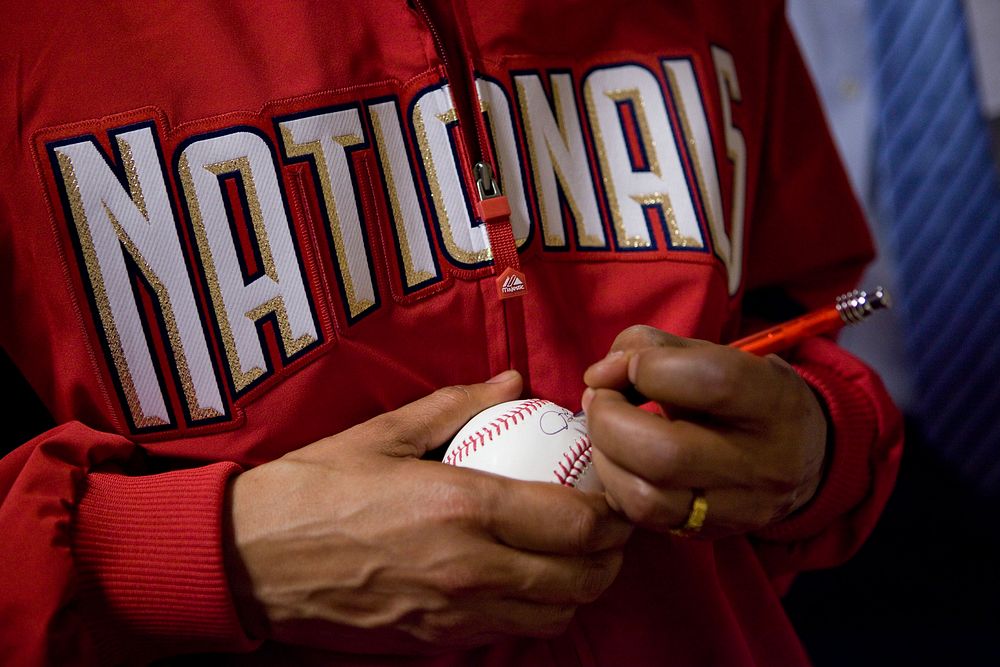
[0, 1, 902, 664]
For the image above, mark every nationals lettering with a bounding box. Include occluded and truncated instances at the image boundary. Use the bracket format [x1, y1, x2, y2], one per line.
[39, 54, 747, 434]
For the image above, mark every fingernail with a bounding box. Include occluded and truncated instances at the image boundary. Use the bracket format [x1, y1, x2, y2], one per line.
[589, 350, 624, 372]
[486, 369, 518, 384]
[581, 387, 595, 412]
[627, 354, 640, 384]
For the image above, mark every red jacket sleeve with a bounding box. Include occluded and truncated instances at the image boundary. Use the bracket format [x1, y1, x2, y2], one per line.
[737, 7, 903, 583]
[0, 424, 257, 664]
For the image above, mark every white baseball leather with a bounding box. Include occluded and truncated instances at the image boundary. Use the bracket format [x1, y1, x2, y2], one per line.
[442, 399, 602, 492]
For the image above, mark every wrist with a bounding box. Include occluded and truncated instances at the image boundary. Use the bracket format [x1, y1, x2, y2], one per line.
[755, 338, 880, 542]
[224, 471, 270, 640]
[787, 383, 834, 517]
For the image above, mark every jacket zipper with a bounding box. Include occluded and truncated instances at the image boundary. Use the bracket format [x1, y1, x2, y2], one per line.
[410, 0, 526, 300]
[409, 0, 487, 166]
[409, 18, 585, 667]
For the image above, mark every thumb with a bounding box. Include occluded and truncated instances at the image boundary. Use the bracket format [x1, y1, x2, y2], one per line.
[368, 369, 523, 458]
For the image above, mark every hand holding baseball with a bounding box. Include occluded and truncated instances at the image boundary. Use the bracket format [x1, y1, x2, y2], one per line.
[227, 371, 631, 653]
[582, 326, 829, 538]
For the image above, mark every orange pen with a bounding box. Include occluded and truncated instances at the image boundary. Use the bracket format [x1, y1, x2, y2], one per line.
[731, 287, 890, 356]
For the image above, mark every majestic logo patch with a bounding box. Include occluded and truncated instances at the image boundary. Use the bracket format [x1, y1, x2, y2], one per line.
[497, 268, 527, 298]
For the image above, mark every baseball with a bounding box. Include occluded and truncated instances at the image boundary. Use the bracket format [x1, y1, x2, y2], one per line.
[442, 399, 602, 492]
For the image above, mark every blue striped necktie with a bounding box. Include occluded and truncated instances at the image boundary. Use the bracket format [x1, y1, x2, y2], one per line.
[870, 0, 1000, 492]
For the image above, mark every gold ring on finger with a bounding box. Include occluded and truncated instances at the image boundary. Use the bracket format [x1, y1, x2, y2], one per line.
[670, 489, 708, 537]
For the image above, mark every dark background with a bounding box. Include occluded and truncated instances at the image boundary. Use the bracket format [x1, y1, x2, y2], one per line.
[784, 430, 1000, 666]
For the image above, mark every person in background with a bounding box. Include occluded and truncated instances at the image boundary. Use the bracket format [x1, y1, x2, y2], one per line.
[786, 2, 1000, 665]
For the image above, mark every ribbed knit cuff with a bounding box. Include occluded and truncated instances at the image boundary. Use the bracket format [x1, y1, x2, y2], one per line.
[754, 346, 878, 543]
[73, 462, 259, 659]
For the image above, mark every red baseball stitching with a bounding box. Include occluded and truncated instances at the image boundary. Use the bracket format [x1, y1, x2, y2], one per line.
[553, 435, 594, 487]
[443, 398, 550, 466]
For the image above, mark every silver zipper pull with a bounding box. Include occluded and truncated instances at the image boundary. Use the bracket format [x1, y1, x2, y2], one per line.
[474, 162, 501, 200]
[472, 161, 525, 298]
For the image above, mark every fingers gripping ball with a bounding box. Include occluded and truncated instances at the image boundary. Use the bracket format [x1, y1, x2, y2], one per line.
[443, 399, 603, 492]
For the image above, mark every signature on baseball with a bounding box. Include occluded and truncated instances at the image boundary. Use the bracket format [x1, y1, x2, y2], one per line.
[539, 409, 588, 437]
